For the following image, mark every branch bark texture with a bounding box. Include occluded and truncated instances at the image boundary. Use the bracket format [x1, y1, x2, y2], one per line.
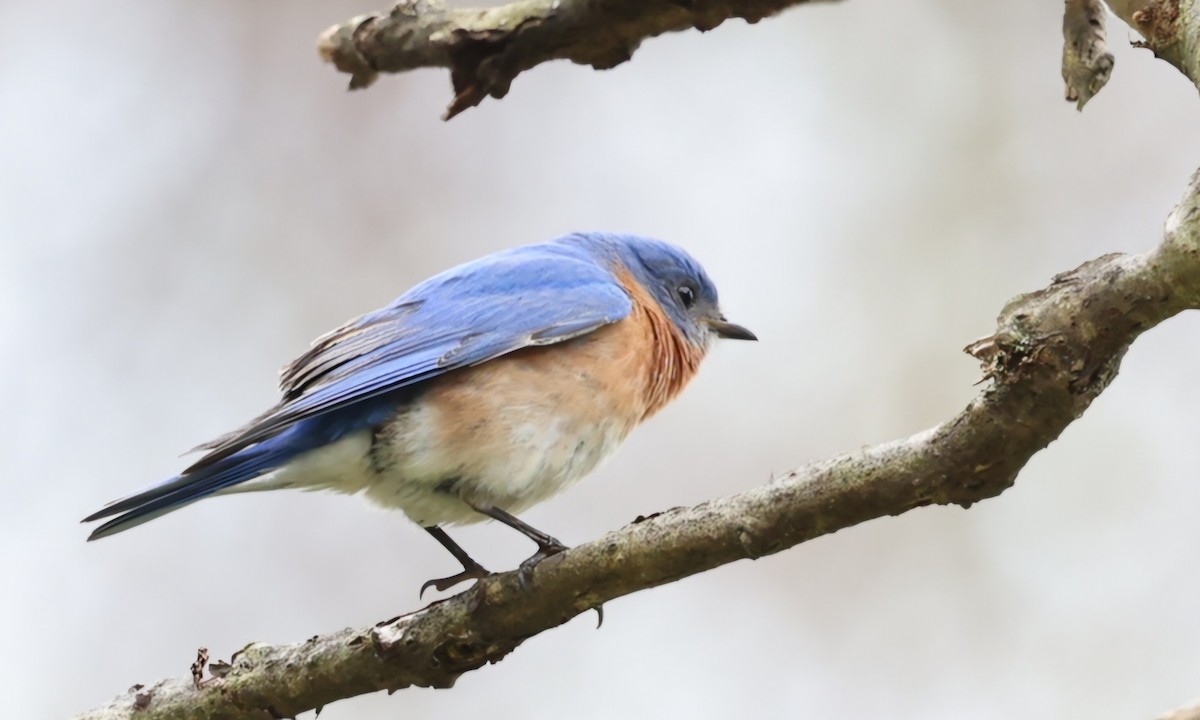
[1108, 0, 1192, 71]
[75, 167, 1200, 719]
[316, 0, 829, 118]
[1066, 0, 1200, 106]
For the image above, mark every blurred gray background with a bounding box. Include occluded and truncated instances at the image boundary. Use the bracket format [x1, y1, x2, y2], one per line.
[4, 1, 1200, 717]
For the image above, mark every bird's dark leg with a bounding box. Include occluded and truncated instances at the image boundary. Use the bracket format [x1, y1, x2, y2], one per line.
[420, 526, 492, 598]
[464, 503, 569, 590]
[472, 505, 568, 552]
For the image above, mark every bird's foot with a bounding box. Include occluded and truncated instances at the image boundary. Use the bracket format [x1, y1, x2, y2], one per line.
[516, 537, 569, 593]
[419, 561, 492, 599]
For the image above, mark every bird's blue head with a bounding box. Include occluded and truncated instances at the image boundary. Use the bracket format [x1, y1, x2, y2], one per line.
[564, 233, 756, 348]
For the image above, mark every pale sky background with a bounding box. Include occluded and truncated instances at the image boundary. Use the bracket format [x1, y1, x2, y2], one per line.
[4, 1, 1200, 718]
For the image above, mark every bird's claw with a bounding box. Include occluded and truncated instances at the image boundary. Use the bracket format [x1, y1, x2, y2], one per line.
[419, 563, 491, 599]
[420, 537, 605, 627]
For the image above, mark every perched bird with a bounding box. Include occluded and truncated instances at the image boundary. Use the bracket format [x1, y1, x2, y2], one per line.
[83, 232, 755, 593]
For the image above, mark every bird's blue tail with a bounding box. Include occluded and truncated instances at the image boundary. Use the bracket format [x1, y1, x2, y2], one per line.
[83, 427, 308, 540]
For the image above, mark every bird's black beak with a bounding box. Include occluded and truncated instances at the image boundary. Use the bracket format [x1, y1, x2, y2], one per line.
[707, 317, 757, 341]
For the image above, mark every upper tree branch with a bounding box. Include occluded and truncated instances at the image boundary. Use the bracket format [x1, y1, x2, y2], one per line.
[316, 0, 831, 118]
[76, 167, 1200, 719]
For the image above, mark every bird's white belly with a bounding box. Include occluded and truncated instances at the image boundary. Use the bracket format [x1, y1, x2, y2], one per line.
[361, 399, 630, 526]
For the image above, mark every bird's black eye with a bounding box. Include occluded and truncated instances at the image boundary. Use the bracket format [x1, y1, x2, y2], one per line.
[677, 285, 696, 309]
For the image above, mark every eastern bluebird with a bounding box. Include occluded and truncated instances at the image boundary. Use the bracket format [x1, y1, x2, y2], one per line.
[83, 232, 755, 593]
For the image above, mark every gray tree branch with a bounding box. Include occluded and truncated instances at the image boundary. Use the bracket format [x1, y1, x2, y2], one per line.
[316, 0, 831, 118]
[72, 3, 1200, 719]
[73, 168, 1200, 719]
[318, 0, 1200, 119]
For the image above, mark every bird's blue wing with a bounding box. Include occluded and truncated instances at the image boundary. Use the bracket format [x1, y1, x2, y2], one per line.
[185, 243, 633, 472]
